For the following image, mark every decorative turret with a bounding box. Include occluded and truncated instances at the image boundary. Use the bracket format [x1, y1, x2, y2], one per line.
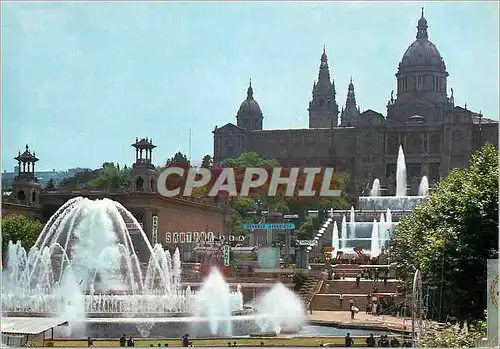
[131, 137, 157, 193]
[12, 144, 40, 204]
[308, 47, 339, 128]
[340, 78, 360, 127]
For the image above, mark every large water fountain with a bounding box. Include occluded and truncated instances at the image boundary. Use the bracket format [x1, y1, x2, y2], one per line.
[1, 197, 304, 338]
[330, 145, 430, 257]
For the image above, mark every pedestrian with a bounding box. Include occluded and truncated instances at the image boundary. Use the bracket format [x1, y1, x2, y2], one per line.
[120, 334, 127, 347]
[356, 273, 361, 287]
[339, 293, 344, 309]
[383, 275, 388, 286]
[87, 337, 94, 347]
[350, 304, 358, 320]
[366, 303, 371, 314]
[127, 335, 135, 347]
[365, 333, 376, 347]
[182, 334, 190, 348]
[390, 337, 400, 347]
[344, 333, 354, 347]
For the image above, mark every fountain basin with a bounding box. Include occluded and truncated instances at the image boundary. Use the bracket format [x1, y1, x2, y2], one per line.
[358, 196, 427, 211]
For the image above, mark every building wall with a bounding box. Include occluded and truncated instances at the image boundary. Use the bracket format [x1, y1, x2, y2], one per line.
[1, 202, 42, 220]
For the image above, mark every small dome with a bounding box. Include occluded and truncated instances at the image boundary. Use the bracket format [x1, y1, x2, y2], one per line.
[237, 81, 262, 117]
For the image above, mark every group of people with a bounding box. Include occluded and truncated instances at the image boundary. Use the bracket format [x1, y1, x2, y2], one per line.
[343, 333, 412, 347]
[119, 334, 135, 347]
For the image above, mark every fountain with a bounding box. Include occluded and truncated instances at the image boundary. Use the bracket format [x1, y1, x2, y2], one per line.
[329, 144, 430, 256]
[369, 219, 381, 258]
[370, 179, 381, 197]
[1, 197, 305, 338]
[418, 176, 429, 196]
[254, 283, 305, 334]
[331, 221, 340, 252]
[396, 145, 407, 197]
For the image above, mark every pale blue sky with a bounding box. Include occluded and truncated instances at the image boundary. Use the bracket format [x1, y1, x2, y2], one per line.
[2, 1, 499, 171]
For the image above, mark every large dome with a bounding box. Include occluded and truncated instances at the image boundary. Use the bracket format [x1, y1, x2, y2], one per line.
[237, 82, 262, 116]
[398, 9, 446, 72]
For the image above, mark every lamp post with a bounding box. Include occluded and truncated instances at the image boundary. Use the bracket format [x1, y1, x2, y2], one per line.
[412, 269, 423, 348]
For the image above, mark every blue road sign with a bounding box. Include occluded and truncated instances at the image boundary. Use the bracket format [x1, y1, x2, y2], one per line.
[243, 223, 295, 230]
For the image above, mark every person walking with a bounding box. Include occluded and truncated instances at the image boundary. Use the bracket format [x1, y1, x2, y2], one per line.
[365, 333, 376, 347]
[127, 335, 135, 347]
[344, 333, 354, 347]
[119, 334, 127, 347]
[339, 293, 344, 310]
[356, 273, 361, 287]
[350, 303, 358, 320]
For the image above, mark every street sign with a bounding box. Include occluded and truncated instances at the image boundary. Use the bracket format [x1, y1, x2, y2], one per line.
[283, 214, 299, 219]
[152, 215, 158, 243]
[297, 239, 318, 246]
[242, 223, 295, 230]
[222, 245, 231, 266]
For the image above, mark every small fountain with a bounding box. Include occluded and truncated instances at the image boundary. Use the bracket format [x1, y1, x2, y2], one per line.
[192, 268, 233, 336]
[369, 219, 381, 258]
[370, 179, 381, 197]
[331, 221, 340, 252]
[419, 176, 429, 196]
[396, 145, 407, 197]
[349, 206, 356, 238]
[254, 283, 305, 335]
[340, 215, 347, 249]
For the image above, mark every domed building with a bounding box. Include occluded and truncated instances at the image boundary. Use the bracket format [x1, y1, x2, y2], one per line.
[213, 9, 498, 198]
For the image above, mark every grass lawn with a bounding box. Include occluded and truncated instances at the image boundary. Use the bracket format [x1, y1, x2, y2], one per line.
[49, 337, 348, 347]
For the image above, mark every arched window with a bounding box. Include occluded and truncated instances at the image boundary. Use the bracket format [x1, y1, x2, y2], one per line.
[136, 177, 144, 192]
[18, 190, 26, 201]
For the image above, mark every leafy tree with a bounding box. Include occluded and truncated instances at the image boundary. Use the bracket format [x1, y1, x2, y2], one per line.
[201, 155, 213, 168]
[2, 215, 43, 253]
[223, 152, 277, 168]
[58, 169, 98, 189]
[87, 162, 130, 190]
[45, 178, 55, 190]
[420, 321, 486, 348]
[388, 144, 498, 322]
[166, 152, 190, 167]
[296, 216, 314, 239]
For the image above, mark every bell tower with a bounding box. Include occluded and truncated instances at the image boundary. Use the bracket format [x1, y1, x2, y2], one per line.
[12, 144, 40, 205]
[131, 137, 157, 193]
[308, 47, 339, 128]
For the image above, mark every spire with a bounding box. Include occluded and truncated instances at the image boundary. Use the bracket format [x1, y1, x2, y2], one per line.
[348, 77, 354, 90]
[247, 78, 253, 100]
[321, 45, 327, 63]
[317, 48, 331, 83]
[416, 7, 428, 40]
[340, 79, 359, 127]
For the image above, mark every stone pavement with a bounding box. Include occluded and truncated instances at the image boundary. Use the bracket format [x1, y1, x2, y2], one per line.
[307, 310, 413, 332]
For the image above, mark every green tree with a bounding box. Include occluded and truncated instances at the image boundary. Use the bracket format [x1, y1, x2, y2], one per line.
[201, 155, 213, 168]
[420, 321, 486, 348]
[166, 152, 190, 167]
[223, 152, 278, 168]
[2, 215, 44, 253]
[45, 178, 55, 190]
[388, 144, 498, 322]
[87, 162, 130, 190]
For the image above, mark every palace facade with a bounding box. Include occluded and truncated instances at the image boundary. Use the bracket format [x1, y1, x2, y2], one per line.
[213, 10, 498, 197]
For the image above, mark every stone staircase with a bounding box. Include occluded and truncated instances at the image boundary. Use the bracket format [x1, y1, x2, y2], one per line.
[297, 276, 322, 306]
[320, 279, 399, 295]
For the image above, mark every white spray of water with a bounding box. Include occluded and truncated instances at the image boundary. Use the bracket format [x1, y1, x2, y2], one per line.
[419, 176, 429, 196]
[370, 179, 381, 196]
[254, 283, 305, 335]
